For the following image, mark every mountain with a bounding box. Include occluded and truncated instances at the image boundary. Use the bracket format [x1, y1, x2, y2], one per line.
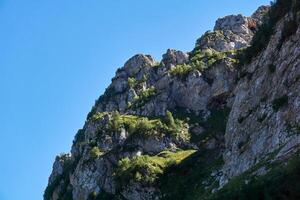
[45, 1, 300, 200]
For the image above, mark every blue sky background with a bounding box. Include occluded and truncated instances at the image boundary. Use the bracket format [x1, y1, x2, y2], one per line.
[0, 0, 270, 199]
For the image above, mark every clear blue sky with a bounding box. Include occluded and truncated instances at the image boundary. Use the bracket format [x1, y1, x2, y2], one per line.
[0, 1, 270, 199]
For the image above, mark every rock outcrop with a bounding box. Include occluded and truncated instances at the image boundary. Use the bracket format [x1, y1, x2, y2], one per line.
[45, 2, 300, 200]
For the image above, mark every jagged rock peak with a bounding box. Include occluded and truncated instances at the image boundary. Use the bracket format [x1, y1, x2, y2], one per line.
[214, 6, 269, 33]
[251, 5, 270, 23]
[196, 6, 270, 52]
[214, 14, 251, 34]
[123, 54, 156, 76]
[161, 49, 189, 69]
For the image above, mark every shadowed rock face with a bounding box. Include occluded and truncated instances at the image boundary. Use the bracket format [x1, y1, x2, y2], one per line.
[221, 12, 300, 185]
[45, 4, 300, 200]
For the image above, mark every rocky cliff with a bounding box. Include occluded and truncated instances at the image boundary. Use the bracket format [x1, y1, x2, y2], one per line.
[45, 1, 300, 200]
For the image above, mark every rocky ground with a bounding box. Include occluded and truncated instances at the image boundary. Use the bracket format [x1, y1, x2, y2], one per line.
[45, 2, 300, 200]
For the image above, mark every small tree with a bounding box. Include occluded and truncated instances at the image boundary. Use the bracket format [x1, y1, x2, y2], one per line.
[110, 111, 121, 132]
[165, 110, 175, 128]
[135, 118, 153, 133]
[90, 147, 103, 159]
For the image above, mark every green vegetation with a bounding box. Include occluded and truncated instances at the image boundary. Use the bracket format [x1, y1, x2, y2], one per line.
[240, 0, 300, 64]
[190, 48, 229, 68]
[127, 75, 148, 89]
[90, 147, 104, 159]
[170, 49, 238, 80]
[172, 107, 231, 144]
[272, 95, 289, 111]
[115, 150, 196, 186]
[90, 111, 190, 142]
[165, 110, 175, 128]
[127, 77, 138, 89]
[90, 112, 108, 122]
[170, 64, 193, 79]
[86, 87, 117, 121]
[129, 87, 158, 108]
[139, 87, 157, 101]
[160, 149, 224, 200]
[196, 108, 231, 144]
[196, 30, 224, 46]
[109, 111, 122, 132]
[207, 155, 300, 200]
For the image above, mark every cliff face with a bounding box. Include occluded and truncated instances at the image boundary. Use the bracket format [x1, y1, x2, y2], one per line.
[45, 2, 300, 200]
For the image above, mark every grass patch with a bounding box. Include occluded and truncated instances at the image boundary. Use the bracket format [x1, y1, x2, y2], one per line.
[115, 150, 196, 186]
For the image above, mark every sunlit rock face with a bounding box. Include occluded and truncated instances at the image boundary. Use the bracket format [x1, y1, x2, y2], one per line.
[45, 4, 300, 200]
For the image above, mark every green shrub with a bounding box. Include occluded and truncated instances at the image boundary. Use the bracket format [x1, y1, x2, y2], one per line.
[109, 111, 122, 132]
[165, 111, 175, 128]
[100, 113, 190, 142]
[190, 49, 227, 68]
[171, 107, 231, 144]
[170, 64, 193, 79]
[272, 95, 289, 111]
[90, 112, 108, 122]
[130, 87, 158, 108]
[127, 77, 138, 88]
[90, 147, 103, 159]
[134, 118, 156, 135]
[128, 75, 148, 90]
[170, 48, 233, 80]
[140, 87, 157, 100]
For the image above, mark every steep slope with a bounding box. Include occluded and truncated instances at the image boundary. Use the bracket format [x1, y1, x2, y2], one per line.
[45, 2, 300, 200]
